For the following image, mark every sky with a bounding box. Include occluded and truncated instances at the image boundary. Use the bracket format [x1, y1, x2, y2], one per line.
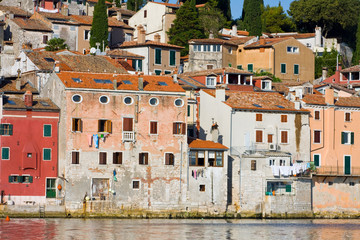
[232, 0, 293, 19]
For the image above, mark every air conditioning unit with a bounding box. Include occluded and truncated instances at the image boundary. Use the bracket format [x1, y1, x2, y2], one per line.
[269, 144, 276, 151]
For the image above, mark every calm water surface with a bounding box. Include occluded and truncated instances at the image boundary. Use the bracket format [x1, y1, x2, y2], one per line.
[1, 218, 360, 240]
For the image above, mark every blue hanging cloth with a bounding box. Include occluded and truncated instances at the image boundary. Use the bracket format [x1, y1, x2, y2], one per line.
[93, 134, 99, 148]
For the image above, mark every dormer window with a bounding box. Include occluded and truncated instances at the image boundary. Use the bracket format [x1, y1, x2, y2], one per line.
[206, 76, 216, 87]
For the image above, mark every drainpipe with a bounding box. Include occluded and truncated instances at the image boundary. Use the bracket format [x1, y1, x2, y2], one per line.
[180, 141, 182, 197]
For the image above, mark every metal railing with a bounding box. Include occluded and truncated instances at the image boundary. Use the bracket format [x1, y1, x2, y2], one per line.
[315, 166, 360, 176]
[122, 131, 135, 142]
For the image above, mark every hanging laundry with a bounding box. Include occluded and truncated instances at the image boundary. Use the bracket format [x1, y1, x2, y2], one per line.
[93, 134, 99, 148]
[88, 135, 93, 147]
[271, 166, 280, 177]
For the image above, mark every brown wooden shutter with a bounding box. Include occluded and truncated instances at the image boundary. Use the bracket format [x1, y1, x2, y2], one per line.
[314, 131, 320, 143]
[281, 131, 288, 143]
[267, 134, 273, 143]
[256, 114, 262, 121]
[251, 160, 256, 170]
[72, 152, 78, 164]
[281, 115, 287, 122]
[72, 119, 76, 132]
[315, 111, 320, 120]
[106, 120, 112, 133]
[256, 130, 262, 142]
[170, 154, 174, 165]
[165, 153, 169, 165]
[145, 153, 148, 165]
[181, 123, 186, 135]
[345, 113, 351, 121]
[139, 153, 142, 164]
[99, 152, 106, 164]
[150, 122, 157, 134]
[173, 122, 177, 134]
[123, 118, 133, 131]
[80, 119, 83, 132]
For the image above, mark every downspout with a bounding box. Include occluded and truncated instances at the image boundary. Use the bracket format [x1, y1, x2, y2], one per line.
[272, 47, 275, 76]
[148, 46, 150, 75]
[180, 141, 182, 197]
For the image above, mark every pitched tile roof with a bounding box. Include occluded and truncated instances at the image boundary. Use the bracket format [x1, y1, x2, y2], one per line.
[182, 67, 251, 77]
[303, 95, 360, 107]
[0, 5, 31, 17]
[177, 75, 206, 89]
[264, 33, 315, 39]
[189, 139, 228, 150]
[26, 51, 127, 73]
[106, 49, 144, 59]
[56, 72, 186, 93]
[118, 61, 135, 71]
[69, 15, 133, 29]
[119, 40, 184, 49]
[151, 2, 180, 8]
[244, 38, 291, 49]
[189, 38, 238, 46]
[108, 7, 136, 16]
[340, 65, 360, 73]
[227, 85, 254, 91]
[12, 18, 52, 32]
[0, 79, 38, 94]
[3, 96, 59, 111]
[87, 0, 113, 4]
[228, 36, 256, 45]
[38, 12, 71, 21]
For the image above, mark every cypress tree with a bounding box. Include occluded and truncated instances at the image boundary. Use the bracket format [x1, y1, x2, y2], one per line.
[217, 0, 231, 21]
[127, 0, 146, 11]
[167, 0, 204, 56]
[352, 16, 360, 65]
[90, 0, 109, 51]
[242, 0, 263, 36]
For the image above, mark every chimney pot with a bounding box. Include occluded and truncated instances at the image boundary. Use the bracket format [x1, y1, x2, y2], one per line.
[138, 77, 143, 90]
[259, 37, 265, 45]
[154, 34, 161, 43]
[24, 90, 33, 107]
[137, 25, 146, 44]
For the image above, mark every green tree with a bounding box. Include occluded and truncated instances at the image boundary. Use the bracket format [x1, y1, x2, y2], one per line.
[45, 38, 68, 51]
[352, 16, 360, 65]
[241, 0, 263, 36]
[115, 0, 121, 7]
[199, 0, 226, 38]
[261, 4, 295, 33]
[183, 0, 231, 21]
[167, 0, 204, 56]
[315, 48, 340, 79]
[90, 0, 109, 51]
[127, 0, 146, 11]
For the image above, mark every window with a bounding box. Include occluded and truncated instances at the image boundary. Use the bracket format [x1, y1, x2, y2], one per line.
[268, 134, 273, 143]
[113, 152, 122, 164]
[169, 50, 176, 66]
[281, 115, 287, 122]
[84, 30, 90, 40]
[345, 112, 351, 122]
[164, 70, 172, 75]
[255, 130, 263, 143]
[251, 160, 256, 171]
[187, 105, 191, 117]
[43, 35, 48, 44]
[0, 124, 13, 135]
[247, 64, 253, 72]
[206, 77, 216, 87]
[269, 159, 275, 166]
[165, 153, 174, 165]
[212, 44, 220, 52]
[22, 175, 32, 183]
[125, 33, 132, 41]
[99, 95, 109, 104]
[43, 124, 52, 137]
[53, 24, 59, 30]
[123, 117, 133, 131]
[155, 48, 161, 65]
[9, 175, 20, 183]
[99, 152, 107, 165]
[123, 96, 133, 105]
[344, 155, 351, 175]
[72, 151, 79, 164]
[2, 147, 10, 160]
[314, 130, 321, 144]
[280, 159, 285, 166]
[173, 122, 186, 135]
[350, 182, 355, 186]
[46, 178, 56, 198]
[287, 46, 299, 53]
[207, 64, 213, 69]
[133, 180, 140, 189]
[72, 118, 82, 132]
[139, 152, 148, 165]
[341, 132, 354, 145]
[150, 121, 158, 134]
[256, 114, 262, 121]
[280, 131, 288, 144]
[237, 65, 243, 70]
[174, 99, 184, 107]
[281, 63, 286, 74]
[294, 64, 299, 75]
[228, 47, 232, 54]
[72, 94, 82, 103]
[98, 120, 112, 133]
[208, 151, 223, 167]
[314, 110, 320, 120]
[261, 81, 270, 90]
[199, 185, 205, 192]
[193, 45, 201, 52]
[144, 10, 147, 18]
[43, 148, 51, 161]
[154, 70, 162, 75]
[314, 154, 320, 167]
[149, 97, 159, 106]
[189, 151, 205, 166]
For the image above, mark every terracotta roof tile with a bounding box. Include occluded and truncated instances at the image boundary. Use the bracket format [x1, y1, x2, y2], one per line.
[3, 96, 59, 111]
[70, 15, 133, 29]
[189, 139, 228, 150]
[341, 65, 360, 73]
[38, 12, 71, 21]
[178, 75, 206, 89]
[189, 38, 238, 46]
[271, 82, 289, 94]
[227, 85, 254, 91]
[182, 67, 251, 77]
[151, 2, 180, 8]
[303, 95, 360, 107]
[0, 80, 38, 94]
[118, 61, 135, 71]
[0, 5, 31, 17]
[56, 72, 185, 93]
[107, 49, 144, 59]
[228, 36, 256, 45]
[264, 33, 315, 39]
[244, 37, 291, 49]
[108, 7, 136, 16]
[87, 0, 113, 4]
[120, 40, 184, 49]
[12, 18, 52, 32]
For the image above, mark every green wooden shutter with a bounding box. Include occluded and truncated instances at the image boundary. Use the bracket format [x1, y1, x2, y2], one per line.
[294, 64, 299, 74]
[155, 70, 161, 75]
[345, 156, 351, 175]
[341, 132, 345, 144]
[29, 176, 33, 183]
[68, 0, 71, 3]
[132, 59, 137, 70]
[44, 125, 51, 137]
[281, 64, 286, 73]
[0, 124, 3, 135]
[314, 155, 320, 167]
[83, 0, 86, 5]
[138, 60, 142, 71]
[351, 132, 354, 144]
[2, 148, 9, 160]
[247, 64, 253, 72]
[8, 176, 12, 182]
[9, 124, 13, 135]
[286, 184, 292, 192]
[18, 176, 23, 183]
[170, 50, 175, 66]
[43, 149, 51, 160]
[155, 49, 161, 64]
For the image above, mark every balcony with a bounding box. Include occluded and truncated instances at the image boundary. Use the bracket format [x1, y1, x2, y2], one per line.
[314, 166, 360, 176]
[122, 131, 135, 142]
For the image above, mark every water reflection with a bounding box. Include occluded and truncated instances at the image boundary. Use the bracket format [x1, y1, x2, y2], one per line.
[1, 218, 360, 240]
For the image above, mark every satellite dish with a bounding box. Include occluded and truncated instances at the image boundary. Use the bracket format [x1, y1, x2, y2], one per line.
[90, 47, 96, 54]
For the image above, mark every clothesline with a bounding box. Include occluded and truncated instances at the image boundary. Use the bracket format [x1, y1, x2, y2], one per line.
[271, 163, 310, 177]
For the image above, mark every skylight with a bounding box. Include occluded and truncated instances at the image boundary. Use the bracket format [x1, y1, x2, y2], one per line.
[123, 80, 132, 85]
[94, 79, 112, 84]
[72, 78, 81, 83]
[40, 101, 50, 107]
[158, 81, 168, 86]
[276, 105, 285, 109]
[44, 57, 55, 62]
[253, 104, 262, 108]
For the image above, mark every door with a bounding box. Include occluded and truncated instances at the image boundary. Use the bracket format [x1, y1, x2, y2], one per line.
[344, 156, 351, 175]
[46, 178, 56, 198]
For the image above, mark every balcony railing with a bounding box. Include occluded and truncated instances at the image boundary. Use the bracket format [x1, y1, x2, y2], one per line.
[315, 166, 360, 176]
[122, 131, 135, 142]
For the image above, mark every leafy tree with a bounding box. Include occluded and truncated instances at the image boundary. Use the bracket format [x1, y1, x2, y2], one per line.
[45, 38, 68, 51]
[167, 0, 204, 56]
[261, 4, 295, 33]
[199, 0, 226, 38]
[127, 0, 146, 11]
[115, 0, 121, 7]
[90, 0, 109, 51]
[315, 47, 340, 79]
[241, 0, 263, 36]
[352, 16, 360, 65]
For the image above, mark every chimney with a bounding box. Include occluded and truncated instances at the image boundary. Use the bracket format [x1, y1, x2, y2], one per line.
[16, 79, 21, 90]
[137, 25, 145, 44]
[54, 61, 60, 73]
[113, 80, 117, 90]
[259, 37, 265, 45]
[322, 67, 328, 80]
[211, 123, 219, 143]
[315, 26, 322, 47]
[24, 91, 33, 107]
[138, 77, 143, 90]
[116, 11, 122, 21]
[173, 74, 178, 83]
[232, 25, 238, 37]
[209, 33, 214, 39]
[154, 34, 161, 43]
[325, 88, 334, 105]
[215, 88, 225, 102]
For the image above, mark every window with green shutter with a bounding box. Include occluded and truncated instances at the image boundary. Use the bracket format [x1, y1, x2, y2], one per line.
[155, 48, 161, 65]
[46, 178, 56, 198]
[2, 147, 9, 160]
[169, 50, 176, 66]
[154, 70, 161, 75]
[294, 64, 299, 75]
[138, 60, 142, 71]
[0, 124, 13, 135]
[351, 132, 354, 144]
[43, 148, 51, 161]
[286, 184, 292, 192]
[344, 156, 351, 175]
[281, 63, 286, 73]
[44, 124, 52, 137]
[237, 65, 243, 70]
[341, 132, 353, 144]
[247, 64, 253, 72]
[314, 154, 320, 167]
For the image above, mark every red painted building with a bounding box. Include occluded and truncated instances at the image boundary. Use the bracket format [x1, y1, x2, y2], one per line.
[0, 91, 60, 205]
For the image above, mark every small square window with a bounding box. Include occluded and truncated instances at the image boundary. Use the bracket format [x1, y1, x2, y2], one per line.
[133, 180, 140, 189]
[328, 182, 333, 186]
[349, 182, 355, 186]
[43, 148, 51, 161]
[139, 152, 148, 165]
[0, 124, 13, 135]
[113, 152, 122, 164]
[99, 152, 107, 165]
[281, 115, 287, 122]
[98, 120, 112, 133]
[165, 153, 174, 165]
[72, 118, 82, 132]
[199, 185, 205, 192]
[27, 153, 32, 158]
[256, 114, 262, 121]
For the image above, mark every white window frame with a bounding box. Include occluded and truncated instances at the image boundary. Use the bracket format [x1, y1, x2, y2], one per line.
[342, 131, 352, 145]
[84, 30, 90, 40]
[174, 98, 184, 107]
[154, 48, 162, 65]
[206, 76, 216, 87]
[149, 120, 158, 135]
[99, 95, 110, 104]
[287, 46, 299, 53]
[123, 96, 134, 105]
[294, 64, 300, 75]
[72, 94, 83, 103]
